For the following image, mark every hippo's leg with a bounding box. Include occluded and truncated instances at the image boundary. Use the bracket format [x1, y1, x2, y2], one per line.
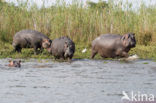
[69, 56, 73, 60]
[61, 57, 65, 60]
[54, 56, 60, 60]
[116, 49, 128, 58]
[60, 57, 65, 62]
[68, 57, 72, 63]
[54, 56, 57, 60]
[34, 43, 42, 54]
[91, 49, 97, 59]
[17, 48, 22, 53]
[121, 51, 128, 57]
[37, 44, 43, 53]
[40, 47, 44, 53]
[14, 45, 22, 53]
[33, 46, 39, 55]
[59, 55, 65, 61]
[58, 53, 64, 60]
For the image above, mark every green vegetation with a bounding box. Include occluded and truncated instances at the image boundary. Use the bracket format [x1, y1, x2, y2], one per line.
[143, 62, 149, 64]
[0, 0, 156, 59]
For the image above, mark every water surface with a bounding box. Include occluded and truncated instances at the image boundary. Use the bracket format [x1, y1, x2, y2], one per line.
[0, 59, 156, 103]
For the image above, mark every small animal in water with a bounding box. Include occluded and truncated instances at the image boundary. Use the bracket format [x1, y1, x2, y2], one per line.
[82, 48, 87, 53]
[8, 60, 21, 68]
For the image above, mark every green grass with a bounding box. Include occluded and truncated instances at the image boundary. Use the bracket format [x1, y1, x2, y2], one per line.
[0, 41, 156, 59]
[0, 0, 156, 59]
[143, 62, 149, 64]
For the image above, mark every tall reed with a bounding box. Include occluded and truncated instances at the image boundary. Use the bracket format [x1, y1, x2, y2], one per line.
[0, 0, 155, 46]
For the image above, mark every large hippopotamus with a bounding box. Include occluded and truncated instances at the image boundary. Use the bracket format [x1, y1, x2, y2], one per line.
[91, 33, 136, 58]
[12, 29, 52, 54]
[48, 36, 75, 60]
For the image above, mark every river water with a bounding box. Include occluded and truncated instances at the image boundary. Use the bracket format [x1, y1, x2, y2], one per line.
[0, 59, 156, 103]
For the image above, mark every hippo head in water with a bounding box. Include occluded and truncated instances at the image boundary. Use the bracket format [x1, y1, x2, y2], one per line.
[64, 41, 75, 59]
[42, 39, 52, 49]
[8, 60, 21, 68]
[121, 33, 136, 48]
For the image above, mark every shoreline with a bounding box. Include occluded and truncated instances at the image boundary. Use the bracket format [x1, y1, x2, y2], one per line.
[0, 43, 156, 60]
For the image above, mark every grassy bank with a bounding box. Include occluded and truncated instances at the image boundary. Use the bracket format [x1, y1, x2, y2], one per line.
[0, 0, 156, 59]
[0, 41, 156, 59]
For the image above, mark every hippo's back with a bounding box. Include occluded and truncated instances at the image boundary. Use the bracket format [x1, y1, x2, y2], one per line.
[51, 36, 74, 55]
[13, 29, 48, 40]
[92, 34, 122, 49]
[52, 36, 71, 49]
[100, 34, 121, 40]
[92, 34, 122, 46]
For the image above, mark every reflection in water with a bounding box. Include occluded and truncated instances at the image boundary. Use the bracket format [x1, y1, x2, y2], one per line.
[0, 59, 156, 103]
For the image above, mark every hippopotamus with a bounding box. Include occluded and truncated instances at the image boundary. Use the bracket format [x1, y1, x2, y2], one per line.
[91, 33, 136, 58]
[8, 60, 21, 68]
[48, 36, 75, 61]
[12, 29, 52, 54]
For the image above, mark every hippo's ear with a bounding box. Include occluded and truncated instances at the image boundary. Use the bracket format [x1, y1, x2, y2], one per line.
[43, 39, 48, 42]
[64, 41, 68, 48]
[121, 34, 130, 47]
[122, 34, 129, 41]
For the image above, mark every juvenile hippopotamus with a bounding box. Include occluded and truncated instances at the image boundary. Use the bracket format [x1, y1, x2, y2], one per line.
[91, 33, 136, 58]
[8, 60, 21, 68]
[48, 36, 75, 61]
[12, 29, 52, 54]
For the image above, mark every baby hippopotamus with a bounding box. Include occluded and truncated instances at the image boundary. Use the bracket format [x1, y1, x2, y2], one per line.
[48, 36, 75, 61]
[12, 29, 52, 54]
[91, 33, 136, 58]
[8, 60, 21, 68]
